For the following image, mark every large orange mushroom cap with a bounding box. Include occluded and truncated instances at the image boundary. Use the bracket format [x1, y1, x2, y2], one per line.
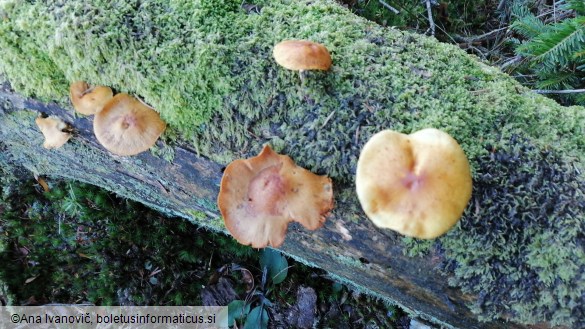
[93, 93, 166, 156]
[356, 128, 472, 239]
[69, 81, 113, 115]
[273, 40, 332, 71]
[218, 145, 334, 248]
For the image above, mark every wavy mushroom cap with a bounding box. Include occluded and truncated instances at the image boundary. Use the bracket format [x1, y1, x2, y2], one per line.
[218, 145, 334, 248]
[93, 93, 166, 156]
[356, 128, 472, 239]
[35, 116, 72, 149]
[69, 81, 113, 115]
[273, 40, 332, 71]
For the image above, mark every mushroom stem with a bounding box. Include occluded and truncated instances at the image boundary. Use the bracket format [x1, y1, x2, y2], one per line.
[299, 69, 306, 85]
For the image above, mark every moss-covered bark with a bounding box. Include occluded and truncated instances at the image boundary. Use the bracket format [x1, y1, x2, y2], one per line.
[0, 0, 583, 327]
[0, 85, 499, 329]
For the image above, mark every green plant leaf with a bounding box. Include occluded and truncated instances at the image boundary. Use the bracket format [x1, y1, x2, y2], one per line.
[227, 299, 250, 327]
[244, 306, 268, 329]
[332, 282, 343, 293]
[259, 249, 288, 285]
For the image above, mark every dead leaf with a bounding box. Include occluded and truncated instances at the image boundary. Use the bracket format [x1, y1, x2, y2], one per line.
[208, 264, 229, 286]
[36, 176, 50, 192]
[335, 221, 353, 241]
[240, 268, 254, 293]
[24, 276, 39, 284]
[23, 296, 38, 306]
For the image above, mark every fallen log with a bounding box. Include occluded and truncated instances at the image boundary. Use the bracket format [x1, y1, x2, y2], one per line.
[0, 82, 519, 329]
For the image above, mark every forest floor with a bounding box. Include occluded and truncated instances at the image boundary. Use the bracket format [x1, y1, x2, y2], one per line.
[0, 174, 412, 328]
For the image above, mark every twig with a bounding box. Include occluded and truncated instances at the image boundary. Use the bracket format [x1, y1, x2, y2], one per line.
[320, 110, 336, 129]
[453, 26, 509, 44]
[533, 89, 585, 94]
[499, 55, 523, 70]
[425, 0, 436, 36]
[496, 0, 507, 12]
[454, 5, 572, 45]
[378, 0, 399, 14]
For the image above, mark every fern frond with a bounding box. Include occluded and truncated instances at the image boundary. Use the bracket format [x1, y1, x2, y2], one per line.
[517, 17, 585, 67]
[510, 13, 548, 39]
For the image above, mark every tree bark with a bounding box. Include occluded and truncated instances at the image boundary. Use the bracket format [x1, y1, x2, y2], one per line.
[0, 83, 554, 329]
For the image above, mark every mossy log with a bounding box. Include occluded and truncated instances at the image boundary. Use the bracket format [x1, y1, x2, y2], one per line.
[0, 82, 527, 329]
[1, 0, 584, 328]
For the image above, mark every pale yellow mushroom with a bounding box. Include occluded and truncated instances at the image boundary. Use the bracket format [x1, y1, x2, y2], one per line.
[35, 116, 72, 149]
[356, 128, 472, 239]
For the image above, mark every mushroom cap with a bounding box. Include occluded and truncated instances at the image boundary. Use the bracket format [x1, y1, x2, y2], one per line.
[35, 116, 72, 149]
[93, 93, 166, 156]
[69, 81, 113, 115]
[218, 145, 333, 248]
[273, 40, 332, 71]
[356, 128, 472, 239]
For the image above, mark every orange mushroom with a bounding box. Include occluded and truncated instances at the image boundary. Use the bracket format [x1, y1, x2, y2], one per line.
[35, 115, 72, 149]
[355, 128, 472, 239]
[218, 145, 333, 248]
[69, 81, 113, 115]
[93, 93, 166, 156]
[273, 40, 332, 71]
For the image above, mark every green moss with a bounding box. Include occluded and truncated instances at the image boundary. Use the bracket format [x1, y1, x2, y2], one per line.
[439, 135, 585, 327]
[1, 0, 582, 178]
[331, 252, 364, 269]
[401, 237, 433, 258]
[149, 142, 175, 163]
[323, 271, 456, 328]
[0, 178, 256, 305]
[184, 208, 224, 232]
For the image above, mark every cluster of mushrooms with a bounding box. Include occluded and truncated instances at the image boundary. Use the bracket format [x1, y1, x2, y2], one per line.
[36, 81, 166, 156]
[217, 40, 472, 248]
[35, 40, 472, 249]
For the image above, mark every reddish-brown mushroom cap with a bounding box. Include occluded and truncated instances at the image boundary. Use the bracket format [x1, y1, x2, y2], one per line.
[93, 93, 166, 156]
[218, 145, 333, 248]
[356, 128, 472, 239]
[273, 40, 332, 71]
[69, 81, 113, 115]
[35, 116, 72, 149]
